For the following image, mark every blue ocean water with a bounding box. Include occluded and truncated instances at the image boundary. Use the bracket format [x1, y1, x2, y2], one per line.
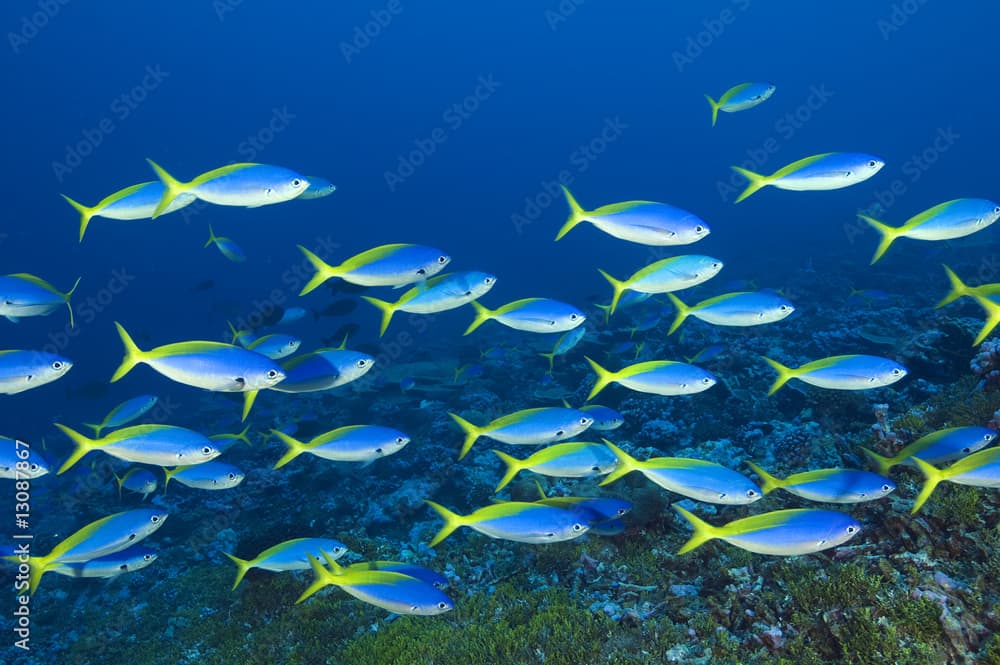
[2, 1, 1000, 663]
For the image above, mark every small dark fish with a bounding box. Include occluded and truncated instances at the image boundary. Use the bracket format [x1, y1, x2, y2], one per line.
[65, 380, 111, 401]
[190, 279, 215, 292]
[326, 281, 368, 295]
[321, 323, 362, 347]
[314, 299, 358, 320]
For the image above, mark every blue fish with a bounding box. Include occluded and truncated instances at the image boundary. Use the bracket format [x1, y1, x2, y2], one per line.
[205, 225, 247, 263]
[0, 273, 80, 326]
[0, 350, 73, 394]
[62, 181, 196, 241]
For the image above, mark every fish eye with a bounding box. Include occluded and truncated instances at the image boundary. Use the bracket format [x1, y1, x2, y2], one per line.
[701, 377, 712, 384]
[150, 515, 161, 523]
[144, 554, 154, 561]
[712, 262, 721, 269]
[882, 484, 892, 492]
[994, 206, 1000, 215]
[572, 523, 586, 532]
[695, 225, 704, 233]
[570, 314, 579, 320]
[267, 369, 280, 379]
[437, 601, 449, 610]
[579, 418, 590, 425]
[356, 359, 367, 368]
[292, 179, 302, 187]
[867, 160, 877, 167]
[228, 473, 236, 480]
[484, 277, 496, 285]
[437, 255, 448, 264]
[746, 489, 759, 498]
[891, 368, 902, 375]
[846, 525, 858, 534]
[202, 446, 213, 454]
[51, 361, 63, 370]
[396, 436, 407, 444]
[29, 464, 38, 471]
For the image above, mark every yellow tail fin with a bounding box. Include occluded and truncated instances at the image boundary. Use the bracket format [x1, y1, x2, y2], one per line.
[297, 245, 337, 295]
[910, 456, 945, 514]
[731, 166, 770, 203]
[492, 449, 524, 493]
[450, 413, 483, 460]
[424, 500, 465, 547]
[673, 505, 720, 554]
[53, 423, 98, 474]
[360, 296, 397, 337]
[705, 94, 720, 127]
[665, 293, 691, 335]
[858, 215, 900, 264]
[110, 322, 146, 382]
[463, 301, 494, 336]
[936, 265, 969, 308]
[61, 194, 96, 243]
[223, 552, 252, 590]
[597, 269, 628, 316]
[761, 356, 797, 395]
[859, 446, 895, 476]
[555, 186, 589, 241]
[271, 430, 307, 469]
[146, 159, 189, 219]
[584, 356, 617, 400]
[745, 461, 782, 494]
[598, 439, 639, 486]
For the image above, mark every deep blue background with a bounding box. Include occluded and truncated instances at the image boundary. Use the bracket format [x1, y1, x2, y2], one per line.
[0, 1, 996, 442]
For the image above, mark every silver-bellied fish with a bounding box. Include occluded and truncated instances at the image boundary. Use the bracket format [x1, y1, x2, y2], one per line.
[205, 225, 247, 263]
[525, 484, 633, 526]
[11, 509, 167, 594]
[666, 291, 794, 334]
[911, 448, 1000, 513]
[732, 152, 884, 203]
[362, 271, 497, 336]
[298, 243, 450, 293]
[50, 545, 157, 579]
[347, 561, 448, 589]
[296, 176, 336, 200]
[557, 187, 710, 246]
[0, 350, 72, 394]
[146, 159, 308, 217]
[61, 181, 196, 242]
[228, 323, 301, 360]
[747, 463, 895, 504]
[270, 347, 374, 393]
[271, 425, 410, 469]
[0, 273, 80, 326]
[762, 355, 907, 395]
[861, 199, 1000, 264]
[705, 82, 775, 126]
[599, 255, 724, 315]
[464, 298, 585, 335]
[860, 426, 997, 475]
[296, 553, 454, 615]
[425, 500, 589, 545]
[539, 326, 586, 373]
[85, 395, 158, 437]
[936, 265, 1000, 308]
[163, 461, 245, 491]
[224, 537, 348, 589]
[594, 291, 653, 323]
[0, 436, 49, 479]
[578, 404, 625, 430]
[584, 357, 716, 400]
[55, 423, 221, 474]
[113, 467, 158, 500]
[601, 440, 761, 505]
[673, 505, 861, 555]
[110, 323, 285, 420]
[449, 407, 594, 460]
[492, 442, 619, 492]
